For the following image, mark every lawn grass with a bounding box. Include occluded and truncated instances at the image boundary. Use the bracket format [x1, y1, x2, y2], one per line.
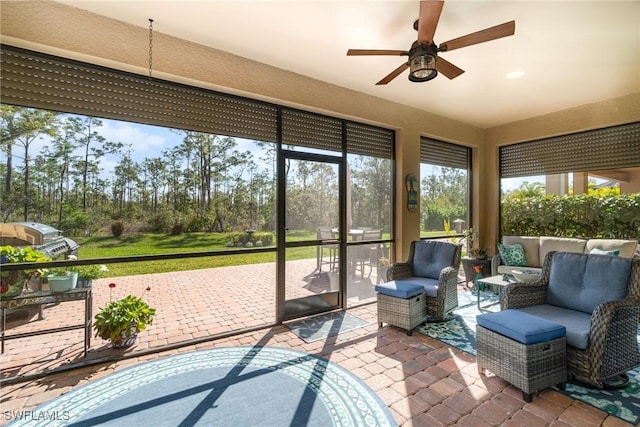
[74, 231, 309, 278]
[73, 229, 436, 278]
[420, 230, 459, 239]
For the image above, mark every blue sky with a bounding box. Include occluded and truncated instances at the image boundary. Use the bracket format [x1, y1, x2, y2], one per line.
[2, 116, 267, 180]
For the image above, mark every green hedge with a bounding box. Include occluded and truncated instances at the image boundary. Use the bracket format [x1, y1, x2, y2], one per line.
[501, 193, 640, 240]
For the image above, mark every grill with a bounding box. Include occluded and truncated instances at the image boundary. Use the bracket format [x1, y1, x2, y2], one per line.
[0, 222, 79, 259]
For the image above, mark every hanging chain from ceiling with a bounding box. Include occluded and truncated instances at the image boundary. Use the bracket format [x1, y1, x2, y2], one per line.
[148, 18, 154, 79]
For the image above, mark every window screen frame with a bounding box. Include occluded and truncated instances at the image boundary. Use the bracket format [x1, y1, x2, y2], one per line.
[419, 137, 472, 238]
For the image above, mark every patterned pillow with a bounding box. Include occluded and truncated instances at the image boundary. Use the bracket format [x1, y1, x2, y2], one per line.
[590, 248, 620, 256]
[498, 243, 527, 266]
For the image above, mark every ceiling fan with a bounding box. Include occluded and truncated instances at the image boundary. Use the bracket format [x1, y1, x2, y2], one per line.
[346, 0, 515, 85]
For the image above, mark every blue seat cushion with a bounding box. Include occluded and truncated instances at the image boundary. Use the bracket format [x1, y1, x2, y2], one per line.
[412, 241, 458, 280]
[548, 252, 632, 314]
[375, 280, 424, 299]
[517, 304, 592, 349]
[403, 277, 439, 297]
[476, 309, 566, 345]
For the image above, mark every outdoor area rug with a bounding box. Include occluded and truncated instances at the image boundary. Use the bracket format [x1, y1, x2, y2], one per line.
[414, 290, 640, 425]
[10, 346, 395, 427]
[286, 311, 370, 343]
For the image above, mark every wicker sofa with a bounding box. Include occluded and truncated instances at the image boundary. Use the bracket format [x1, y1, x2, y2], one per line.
[491, 236, 638, 276]
[502, 251, 640, 388]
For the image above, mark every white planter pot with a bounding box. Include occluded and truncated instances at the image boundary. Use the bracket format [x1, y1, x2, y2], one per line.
[48, 272, 78, 292]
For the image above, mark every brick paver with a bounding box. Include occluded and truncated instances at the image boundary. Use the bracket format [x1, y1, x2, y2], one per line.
[0, 265, 633, 426]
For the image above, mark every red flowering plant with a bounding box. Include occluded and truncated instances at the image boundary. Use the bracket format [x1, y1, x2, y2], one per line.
[93, 282, 156, 347]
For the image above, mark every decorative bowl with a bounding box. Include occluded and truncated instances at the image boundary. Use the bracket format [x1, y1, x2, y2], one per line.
[511, 270, 540, 283]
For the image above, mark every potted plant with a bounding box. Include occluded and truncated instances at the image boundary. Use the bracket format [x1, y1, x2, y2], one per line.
[462, 228, 487, 259]
[46, 267, 79, 292]
[94, 284, 156, 349]
[68, 256, 109, 288]
[0, 246, 51, 298]
[469, 247, 488, 260]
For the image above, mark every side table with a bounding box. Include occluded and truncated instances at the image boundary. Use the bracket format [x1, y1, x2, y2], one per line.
[476, 274, 515, 312]
[0, 287, 92, 357]
[460, 257, 492, 288]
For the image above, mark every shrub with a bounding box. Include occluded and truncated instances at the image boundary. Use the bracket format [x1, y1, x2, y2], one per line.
[58, 205, 90, 235]
[226, 231, 274, 247]
[111, 221, 125, 237]
[170, 223, 184, 236]
[147, 211, 173, 233]
[501, 193, 640, 239]
[185, 214, 211, 232]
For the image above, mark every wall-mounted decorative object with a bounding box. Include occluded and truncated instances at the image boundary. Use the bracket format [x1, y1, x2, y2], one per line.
[406, 174, 418, 212]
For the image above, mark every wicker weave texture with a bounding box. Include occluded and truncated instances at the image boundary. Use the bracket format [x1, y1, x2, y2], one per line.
[503, 253, 640, 388]
[377, 293, 426, 333]
[387, 240, 461, 321]
[477, 326, 567, 395]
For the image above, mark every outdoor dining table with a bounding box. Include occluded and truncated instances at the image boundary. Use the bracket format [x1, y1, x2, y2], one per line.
[331, 229, 364, 240]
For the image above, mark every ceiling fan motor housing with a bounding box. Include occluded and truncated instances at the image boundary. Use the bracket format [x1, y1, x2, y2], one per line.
[408, 42, 438, 82]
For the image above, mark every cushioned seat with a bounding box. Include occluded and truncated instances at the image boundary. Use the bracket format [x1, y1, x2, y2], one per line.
[477, 309, 566, 344]
[386, 240, 461, 321]
[395, 277, 440, 297]
[374, 280, 424, 299]
[517, 305, 591, 349]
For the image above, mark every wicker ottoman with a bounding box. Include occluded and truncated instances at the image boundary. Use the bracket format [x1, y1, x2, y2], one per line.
[476, 309, 567, 402]
[374, 280, 426, 335]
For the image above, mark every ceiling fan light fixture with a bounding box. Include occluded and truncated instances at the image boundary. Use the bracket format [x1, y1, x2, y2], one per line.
[409, 52, 437, 82]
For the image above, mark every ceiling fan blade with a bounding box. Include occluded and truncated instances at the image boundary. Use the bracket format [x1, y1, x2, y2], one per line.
[439, 20, 515, 52]
[417, 0, 444, 44]
[376, 63, 409, 85]
[436, 57, 465, 79]
[347, 49, 408, 56]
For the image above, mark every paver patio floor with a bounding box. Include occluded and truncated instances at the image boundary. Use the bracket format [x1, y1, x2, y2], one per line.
[0, 261, 631, 426]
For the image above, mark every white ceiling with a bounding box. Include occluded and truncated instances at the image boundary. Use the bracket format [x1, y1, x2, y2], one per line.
[57, 1, 640, 129]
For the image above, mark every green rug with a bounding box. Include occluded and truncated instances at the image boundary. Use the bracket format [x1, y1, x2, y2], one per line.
[414, 291, 640, 425]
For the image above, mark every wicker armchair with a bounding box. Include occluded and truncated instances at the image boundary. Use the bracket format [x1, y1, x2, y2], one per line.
[387, 240, 461, 321]
[502, 251, 640, 388]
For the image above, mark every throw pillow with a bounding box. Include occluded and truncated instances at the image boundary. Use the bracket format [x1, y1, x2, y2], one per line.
[498, 243, 527, 266]
[590, 248, 620, 256]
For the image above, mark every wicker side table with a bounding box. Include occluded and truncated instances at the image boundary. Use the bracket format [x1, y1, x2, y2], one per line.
[476, 310, 567, 402]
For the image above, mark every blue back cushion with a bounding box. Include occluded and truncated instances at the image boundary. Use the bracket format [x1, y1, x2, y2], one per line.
[412, 241, 457, 280]
[547, 252, 632, 314]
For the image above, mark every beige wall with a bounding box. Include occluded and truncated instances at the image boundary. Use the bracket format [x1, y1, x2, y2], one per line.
[2, 1, 639, 262]
[621, 171, 640, 193]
